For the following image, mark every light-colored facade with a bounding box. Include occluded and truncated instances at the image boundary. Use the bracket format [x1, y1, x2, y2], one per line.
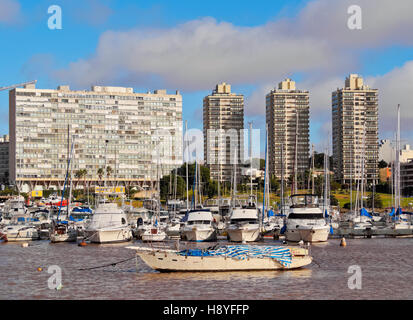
[203, 83, 244, 183]
[332, 74, 379, 184]
[0, 134, 9, 184]
[379, 139, 413, 164]
[266, 79, 309, 180]
[9, 84, 182, 192]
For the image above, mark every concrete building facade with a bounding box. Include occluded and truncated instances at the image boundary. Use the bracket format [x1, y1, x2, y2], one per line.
[266, 79, 309, 180]
[379, 139, 413, 164]
[332, 74, 379, 184]
[9, 84, 182, 192]
[203, 83, 244, 183]
[0, 134, 9, 185]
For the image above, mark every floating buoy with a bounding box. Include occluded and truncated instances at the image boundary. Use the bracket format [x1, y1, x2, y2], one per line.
[55, 283, 63, 291]
[298, 240, 304, 246]
[340, 237, 347, 247]
[78, 240, 87, 247]
[37, 267, 43, 272]
[21, 242, 29, 248]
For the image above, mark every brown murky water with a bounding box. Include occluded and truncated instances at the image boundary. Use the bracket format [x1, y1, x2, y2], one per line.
[1, 238, 413, 300]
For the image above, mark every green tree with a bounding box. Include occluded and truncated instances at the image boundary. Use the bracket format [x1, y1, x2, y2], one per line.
[378, 160, 388, 169]
[97, 168, 104, 185]
[366, 192, 383, 209]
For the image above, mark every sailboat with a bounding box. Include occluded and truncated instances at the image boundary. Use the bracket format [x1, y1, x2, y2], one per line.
[141, 145, 168, 242]
[388, 105, 413, 234]
[127, 243, 312, 272]
[50, 134, 78, 243]
[181, 161, 217, 242]
[226, 141, 261, 243]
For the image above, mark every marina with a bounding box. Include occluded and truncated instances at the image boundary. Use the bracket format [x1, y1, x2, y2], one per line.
[2, 238, 413, 300]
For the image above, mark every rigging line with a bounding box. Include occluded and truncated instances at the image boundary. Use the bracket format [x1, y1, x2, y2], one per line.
[77, 256, 136, 271]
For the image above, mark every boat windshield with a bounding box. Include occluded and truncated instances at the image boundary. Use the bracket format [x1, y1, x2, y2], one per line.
[231, 218, 258, 224]
[290, 195, 319, 208]
[187, 220, 211, 225]
[288, 213, 324, 219]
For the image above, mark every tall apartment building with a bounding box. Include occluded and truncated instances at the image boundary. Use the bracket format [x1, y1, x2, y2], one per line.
[203, 83, 244, 183]
[266, 79, 309, 180]
[332, 74, 378, 184]
[0, 134, 9, 185]
[9, 84, 182, 192]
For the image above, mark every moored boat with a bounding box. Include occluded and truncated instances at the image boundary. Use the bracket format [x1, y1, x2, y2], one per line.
[127, 244, 312, 272]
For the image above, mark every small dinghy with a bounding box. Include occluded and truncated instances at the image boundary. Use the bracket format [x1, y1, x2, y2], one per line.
[127, 244, 312, 272]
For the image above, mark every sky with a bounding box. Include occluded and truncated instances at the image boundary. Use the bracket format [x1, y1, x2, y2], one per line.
[1, 0, 413, 158]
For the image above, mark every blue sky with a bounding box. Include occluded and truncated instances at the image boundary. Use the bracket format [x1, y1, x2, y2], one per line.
[1, 0, 413, 156]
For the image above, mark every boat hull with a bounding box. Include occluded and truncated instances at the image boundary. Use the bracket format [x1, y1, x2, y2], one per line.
[50, 232, 77, 243]
[227, 227, 260, 242]
[85, 228, 132, 244]
[134, 248, 312, 272]
[0, 230, 39, 242]
[286, 227, 329, 243]
[182, 228, 217, 242]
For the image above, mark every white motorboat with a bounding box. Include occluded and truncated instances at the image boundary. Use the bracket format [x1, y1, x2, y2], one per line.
[84, 202, 132, 244]
[181, 210, 217, 242]
[127, 244, 312, 272]
[226, 197, 261, 243]
[0, 224, 39, 242]
[285, 194, 330, 243]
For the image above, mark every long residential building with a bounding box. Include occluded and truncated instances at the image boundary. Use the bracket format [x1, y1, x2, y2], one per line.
[203, 82, 244, 183]
[9, 84, 182, 192]
[266, 79, 309, 181]
[332, 74, 379, 184]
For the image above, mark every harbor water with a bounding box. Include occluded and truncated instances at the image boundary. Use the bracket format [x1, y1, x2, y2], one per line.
[1, 238, 413, 300]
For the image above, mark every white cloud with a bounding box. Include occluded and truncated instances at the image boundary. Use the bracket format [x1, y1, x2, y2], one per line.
[53, 16, 348, 90]
[367, 61, 413, 140]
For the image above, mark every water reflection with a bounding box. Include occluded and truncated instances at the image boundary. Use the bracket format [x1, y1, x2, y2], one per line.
[136, 267, 312, 281]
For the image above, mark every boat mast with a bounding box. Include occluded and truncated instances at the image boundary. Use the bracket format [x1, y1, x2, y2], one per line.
[68, 135, 75, 215]
[396, 104, 401, 210]
[294, 111, 299, 194]
[350, 147, 353, 213]
[249, 121, 253, 196]
[262, 124, 268, 222]
[323, 149, 328, 212]
[185, 121, 189, 212]
[281, 140, 285, 215]
[360, 124, 366, 210]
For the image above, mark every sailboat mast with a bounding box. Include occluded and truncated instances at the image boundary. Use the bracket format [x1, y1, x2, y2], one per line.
[396, 104, 401, 209]
[185, 121, 189, 212]
[281, 140, 284, 215]
[294, 112, 299, 194]
[360, 125, 366, 209]
[249, 121, 253, 196]
[68, 136, 75, 214]
[262, 124, 268, 221]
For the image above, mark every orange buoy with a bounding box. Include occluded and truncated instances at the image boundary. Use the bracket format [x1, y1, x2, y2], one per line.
[37, 267, 43, 272]
[78, 241, 87, 247]
[340, 237, 347, 247]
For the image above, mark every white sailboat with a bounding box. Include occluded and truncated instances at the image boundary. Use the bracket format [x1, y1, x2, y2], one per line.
[141, 144, 168, 242]
[50, 135, 78, 243]
[127, 244, 312, 272]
